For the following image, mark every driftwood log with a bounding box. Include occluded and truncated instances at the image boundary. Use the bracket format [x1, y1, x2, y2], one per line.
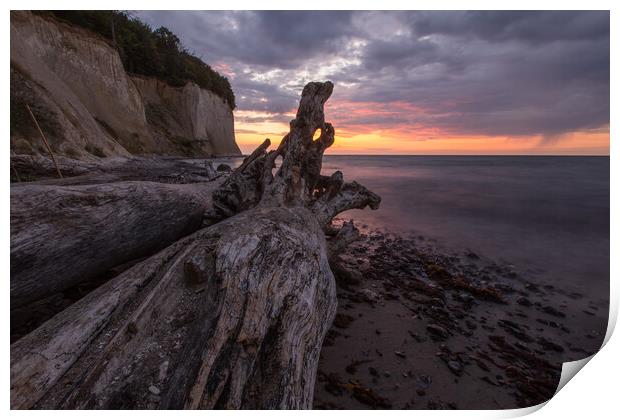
[10, 179, 221, 310]
[10, 154, 230, 185]
[10, 81, 380, 409]
[10, 155, 233, 313]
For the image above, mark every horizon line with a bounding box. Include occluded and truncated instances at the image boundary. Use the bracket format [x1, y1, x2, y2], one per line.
[236, 153, 610, 158]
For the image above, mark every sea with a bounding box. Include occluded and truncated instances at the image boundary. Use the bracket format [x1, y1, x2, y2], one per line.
[320, 155, 610, 299]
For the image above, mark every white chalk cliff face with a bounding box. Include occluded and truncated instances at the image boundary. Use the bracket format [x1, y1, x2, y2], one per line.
[10, 11, 240, 159]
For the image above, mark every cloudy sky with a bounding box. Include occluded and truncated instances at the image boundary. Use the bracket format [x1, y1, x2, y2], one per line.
[136, 11, 609, 155]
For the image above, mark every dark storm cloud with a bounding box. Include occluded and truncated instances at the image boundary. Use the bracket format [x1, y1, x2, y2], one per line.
[410, 11, 609, 45]
[135, 10, 609, 139]
[136, 10, 354, 68]
[231, 78, 298, 113]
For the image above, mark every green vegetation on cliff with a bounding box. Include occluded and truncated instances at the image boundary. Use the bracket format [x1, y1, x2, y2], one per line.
[36, 10, 236, 109]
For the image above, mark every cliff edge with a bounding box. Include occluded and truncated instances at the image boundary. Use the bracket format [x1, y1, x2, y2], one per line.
[10, 11, 241, 159]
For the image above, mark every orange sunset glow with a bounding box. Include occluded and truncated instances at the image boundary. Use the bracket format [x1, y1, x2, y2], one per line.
[235, 114, 610, 156]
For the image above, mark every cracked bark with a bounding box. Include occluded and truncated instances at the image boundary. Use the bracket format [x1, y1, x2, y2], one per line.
[10, 81, 380, 409]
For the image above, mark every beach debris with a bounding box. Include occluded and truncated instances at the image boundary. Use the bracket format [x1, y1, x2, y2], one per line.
[314, 211, 592, 410]
[346, 381, 392, 408]
[408, 330, 425, 342]
[319, 372, 346, 397]
[465, 319, 477, 330]
[415, 374, 432, 394]
[541, 305, 566, 318]
[447, 360, 463, 376]
[537, 337, 565, 353]
[455, 292, 475, 304]
[525, 282, 540, 292]
[473, 357, 491, 372]
[498, 319, 534, 342]
[516, 296, 532, 307]
[424, 262, 505, 303]
[426, 324, 449, 340]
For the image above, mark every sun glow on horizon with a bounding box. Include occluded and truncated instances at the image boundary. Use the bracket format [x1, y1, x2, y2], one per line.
[235, 115, 610, 156]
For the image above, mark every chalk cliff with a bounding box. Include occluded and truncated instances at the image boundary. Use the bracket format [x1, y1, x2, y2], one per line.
[10, 11, 240, 159]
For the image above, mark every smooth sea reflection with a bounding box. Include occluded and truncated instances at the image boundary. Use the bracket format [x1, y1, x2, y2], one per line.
[321, 155, 609, 297]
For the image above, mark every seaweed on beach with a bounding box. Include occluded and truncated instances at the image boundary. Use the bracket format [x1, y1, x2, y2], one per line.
[424, 262, 505, 303]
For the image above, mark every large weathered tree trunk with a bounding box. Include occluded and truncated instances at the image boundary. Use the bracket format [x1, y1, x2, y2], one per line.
[11, 207, 336, 409]
[10, 81, 380, 409]
[10, 179, 221, 309]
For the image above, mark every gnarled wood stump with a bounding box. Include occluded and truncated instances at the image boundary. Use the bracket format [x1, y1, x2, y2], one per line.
[10, 81, 380, 409]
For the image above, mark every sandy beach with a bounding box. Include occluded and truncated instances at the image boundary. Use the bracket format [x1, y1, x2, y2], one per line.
[314, 222, 607, 409]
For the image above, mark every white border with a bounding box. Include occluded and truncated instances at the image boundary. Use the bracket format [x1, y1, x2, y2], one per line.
[3, 1, 616, 418]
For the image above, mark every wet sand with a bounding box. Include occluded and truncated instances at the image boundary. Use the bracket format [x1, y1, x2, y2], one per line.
[313, 222, 608, 409]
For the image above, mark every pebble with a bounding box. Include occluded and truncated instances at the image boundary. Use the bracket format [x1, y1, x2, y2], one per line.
[457, 292, 475, 304]
[516, 297, 532, 307]
[426, 324, 449, 340]
[541, 305, 566, 318]
[416, 374, 432, 390]
[447, 361, 463, 375]
[538, 337, 565, 353]
[148, 385, 161, 396]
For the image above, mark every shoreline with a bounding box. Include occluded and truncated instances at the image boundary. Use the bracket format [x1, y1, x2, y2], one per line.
[314, 221, 608, 409]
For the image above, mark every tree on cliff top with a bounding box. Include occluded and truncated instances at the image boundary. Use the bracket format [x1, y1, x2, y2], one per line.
[35, 10, 236, 109]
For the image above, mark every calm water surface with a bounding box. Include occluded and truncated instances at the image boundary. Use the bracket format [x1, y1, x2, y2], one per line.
[321, 156, 609, 297]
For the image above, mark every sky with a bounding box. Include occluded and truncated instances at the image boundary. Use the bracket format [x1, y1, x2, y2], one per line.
[136, 11, 610, 155]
